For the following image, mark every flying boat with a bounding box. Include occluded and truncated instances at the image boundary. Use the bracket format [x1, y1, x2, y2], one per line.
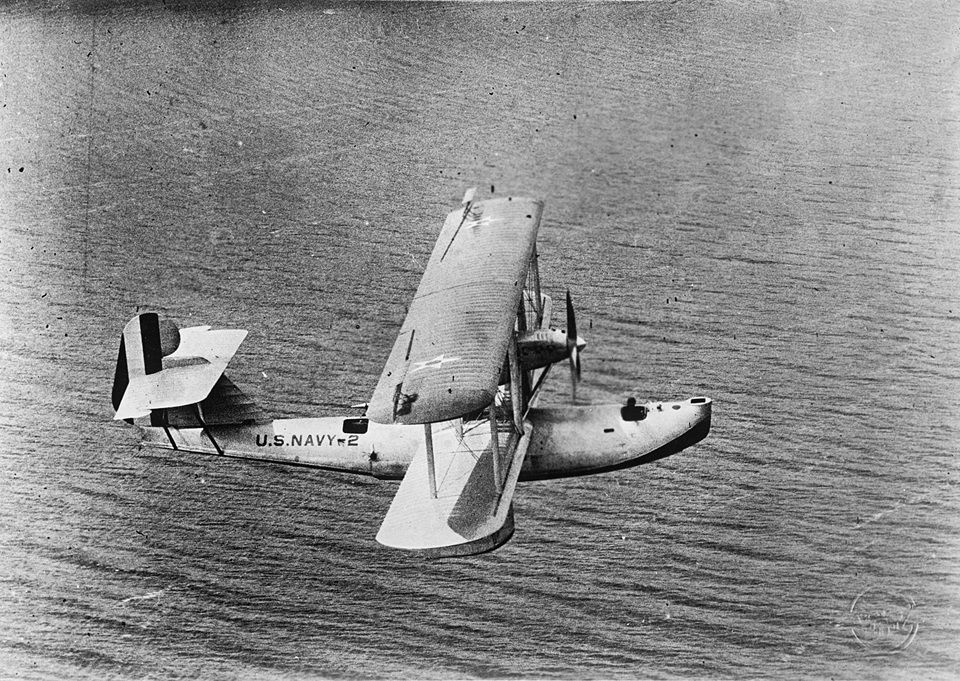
[111, 190, 712, 557]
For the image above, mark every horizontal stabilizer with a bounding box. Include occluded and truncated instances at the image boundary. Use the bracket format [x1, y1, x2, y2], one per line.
[164, 375, 269, 427]
[376, 419, 531, 557]
[113, 314, 247, 420]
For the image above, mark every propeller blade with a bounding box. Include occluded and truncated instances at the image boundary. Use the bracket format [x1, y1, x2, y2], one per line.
[569, 349, 578, 403]
[566, 290, 583, 402]
[566, 290, 577, 344]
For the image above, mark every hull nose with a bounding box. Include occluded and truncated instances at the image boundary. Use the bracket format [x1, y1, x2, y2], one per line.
[633, 396, 712, 465]
[689, 396, 712, 419]
[684, 396, 712, 446]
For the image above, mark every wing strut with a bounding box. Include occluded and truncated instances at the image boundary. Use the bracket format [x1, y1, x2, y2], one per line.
[507, 335, 523, 433]
[489, 405, 502, 492]
[424, 423, 437, 498]
[151, 409, 179, 451]
[530, 244, 543, 327]
[194, 404, 225, 456]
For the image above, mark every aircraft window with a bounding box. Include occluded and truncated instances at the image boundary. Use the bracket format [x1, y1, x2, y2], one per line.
[342, 418, 369, 434]
[620, 398, 647, 421]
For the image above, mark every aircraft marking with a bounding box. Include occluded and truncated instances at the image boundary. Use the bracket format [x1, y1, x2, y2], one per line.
[409, 354, 461, 373]
[257, 433, 360, 447]
[464, 216, 494, 229]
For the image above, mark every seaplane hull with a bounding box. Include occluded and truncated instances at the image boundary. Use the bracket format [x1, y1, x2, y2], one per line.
[135, 397, 711, 481]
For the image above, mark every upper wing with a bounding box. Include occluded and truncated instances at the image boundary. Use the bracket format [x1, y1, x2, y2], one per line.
[366, 196, 543, 425]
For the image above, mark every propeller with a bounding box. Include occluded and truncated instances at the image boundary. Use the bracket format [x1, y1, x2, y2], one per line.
[566, 290, 587, 401]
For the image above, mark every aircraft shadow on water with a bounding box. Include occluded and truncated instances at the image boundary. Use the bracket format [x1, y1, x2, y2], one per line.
[111, 189, 712, 557]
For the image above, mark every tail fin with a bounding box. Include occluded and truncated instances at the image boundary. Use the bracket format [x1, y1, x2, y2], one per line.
[112, 313, 180, 413]
[111, 313, 248, 421]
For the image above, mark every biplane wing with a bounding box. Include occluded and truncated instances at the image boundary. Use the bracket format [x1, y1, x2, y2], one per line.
[366, 195, 543, 425]
[376, 418, 533, 557]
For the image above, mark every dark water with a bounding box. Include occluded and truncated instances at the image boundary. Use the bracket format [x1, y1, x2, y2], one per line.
[2, 1, 959, 678]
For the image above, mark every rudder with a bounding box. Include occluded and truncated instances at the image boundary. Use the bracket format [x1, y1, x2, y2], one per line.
[112, 313, 181, 412]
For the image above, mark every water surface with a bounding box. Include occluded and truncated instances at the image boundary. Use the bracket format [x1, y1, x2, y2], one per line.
[1, 1, 958, 678]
